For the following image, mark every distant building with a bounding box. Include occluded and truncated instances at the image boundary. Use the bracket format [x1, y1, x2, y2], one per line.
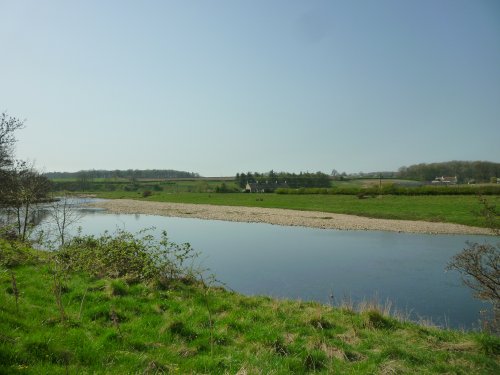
[431, 176, 458, 185]
[245, 181, 289, 193]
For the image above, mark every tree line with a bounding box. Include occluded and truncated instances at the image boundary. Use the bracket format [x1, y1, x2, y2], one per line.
[397, 161, 500, 183]
[235, 170, 331, 189]
[45, 169, 200, 180]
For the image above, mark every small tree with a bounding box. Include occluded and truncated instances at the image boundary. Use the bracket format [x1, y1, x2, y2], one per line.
[0, 113, 50, 241]
[0, 113, 25, 213]
[2, 163, 51, 241]
[46, 194, 84, 247]
[0, 112, 24, 169]
[447, 196, 499, 332]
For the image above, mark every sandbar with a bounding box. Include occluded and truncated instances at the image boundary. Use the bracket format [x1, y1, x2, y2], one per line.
[88, 199, 494, 235]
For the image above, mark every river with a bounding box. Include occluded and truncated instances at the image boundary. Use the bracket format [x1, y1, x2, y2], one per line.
[40, 201, 496, 330]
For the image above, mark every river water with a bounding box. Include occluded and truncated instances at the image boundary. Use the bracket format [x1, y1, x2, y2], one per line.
[45, 202, 496, 330]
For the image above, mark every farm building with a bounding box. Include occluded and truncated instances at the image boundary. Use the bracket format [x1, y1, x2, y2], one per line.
[431, 176, 458, 185]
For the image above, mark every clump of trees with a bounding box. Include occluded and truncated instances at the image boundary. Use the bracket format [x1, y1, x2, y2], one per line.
[398, 161, 500, 183]
[235, 170, 331, 189]
[0, 112, 50, 240]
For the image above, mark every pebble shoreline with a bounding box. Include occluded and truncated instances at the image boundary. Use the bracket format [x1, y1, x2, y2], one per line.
[88, 199, 493, 235]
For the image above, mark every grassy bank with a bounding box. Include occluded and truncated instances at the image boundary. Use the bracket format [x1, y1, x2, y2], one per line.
[1, 248, 499, 374]
[89, 191, 498, 228]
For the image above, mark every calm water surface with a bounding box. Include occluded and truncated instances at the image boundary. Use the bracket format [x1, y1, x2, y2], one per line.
[55, 204, 495, 330]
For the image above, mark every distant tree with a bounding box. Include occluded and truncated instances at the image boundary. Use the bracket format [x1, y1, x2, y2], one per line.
[77, 171, 93, 191]
[237, 173, 247, 188]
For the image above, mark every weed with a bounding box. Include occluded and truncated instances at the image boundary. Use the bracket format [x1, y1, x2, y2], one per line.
[474, 333, 500, 355]
[363, 310, 397, 330]
[9, 270, 19, 312]
[169, 321, 197, 341]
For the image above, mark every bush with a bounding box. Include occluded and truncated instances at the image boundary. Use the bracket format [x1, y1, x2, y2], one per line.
[104, 184, 117, 191]
[0, 239, 37, 268]
[123, 184, 139, 191]
[215, 183, 237, 193]
[56, 229, 200, 284]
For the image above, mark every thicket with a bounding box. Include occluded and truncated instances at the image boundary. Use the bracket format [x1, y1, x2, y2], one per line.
[52, 228, 200, 285]
[215, 182, 239, 193]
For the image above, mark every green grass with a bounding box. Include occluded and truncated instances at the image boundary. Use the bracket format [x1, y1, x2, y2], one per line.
[90, 191, 498, 228]
[1, 259, 499, 374]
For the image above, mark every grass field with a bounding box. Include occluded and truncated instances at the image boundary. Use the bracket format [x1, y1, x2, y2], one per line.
[1, 251, 499, 374]
[89, 190, 498, 229]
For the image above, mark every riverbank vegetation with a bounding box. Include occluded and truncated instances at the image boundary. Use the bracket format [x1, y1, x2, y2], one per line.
[1, 235, 499, 374]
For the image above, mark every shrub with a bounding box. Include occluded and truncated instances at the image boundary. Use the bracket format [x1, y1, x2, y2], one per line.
[215, 183, 237, 193]
[0, 239, 37, 268]
[123, 184, 139, 191]
[56, 229, 200, 284]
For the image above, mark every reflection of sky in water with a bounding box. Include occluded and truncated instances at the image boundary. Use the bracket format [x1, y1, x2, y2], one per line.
[43, 208, 495, 330]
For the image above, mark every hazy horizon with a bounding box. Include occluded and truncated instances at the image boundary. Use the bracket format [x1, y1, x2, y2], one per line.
[1, 1, 499, 176]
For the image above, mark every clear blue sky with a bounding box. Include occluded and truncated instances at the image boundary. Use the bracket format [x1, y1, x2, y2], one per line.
[1, 0, 499, 176]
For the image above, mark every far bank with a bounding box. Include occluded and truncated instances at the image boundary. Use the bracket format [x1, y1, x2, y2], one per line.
[89, 198, 493, 235]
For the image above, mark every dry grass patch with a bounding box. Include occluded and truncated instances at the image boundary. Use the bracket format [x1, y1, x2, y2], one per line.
[377, 360, 409, 374]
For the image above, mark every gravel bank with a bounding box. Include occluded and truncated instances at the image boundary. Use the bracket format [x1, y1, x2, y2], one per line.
[88, 199, 493, 235]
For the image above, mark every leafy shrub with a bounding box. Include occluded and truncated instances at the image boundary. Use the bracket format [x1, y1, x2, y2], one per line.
[104, 184, 117, 191]
[215, 183, 237, 193]
[56, 229, 200, 284]
[475, 333, 500, 355]
[123, 184, 139, 191]
[363, 310, 397, 330]
[0, 239, 37, 268]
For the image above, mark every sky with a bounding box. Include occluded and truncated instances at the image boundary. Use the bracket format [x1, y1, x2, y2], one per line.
[1, 0, 499, 176]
